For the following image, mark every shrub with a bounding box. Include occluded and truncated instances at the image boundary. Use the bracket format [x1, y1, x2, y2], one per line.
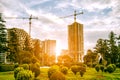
[21, 64, 29, 70]
[107, 64, 114, 73]
[51, 65, 59, 70]
[78, 66, 86, 77]
[16, 70, 34, 80]
[0, 64, 14, 72]
[22, 58, 31, 64]
[50, 71, 66, 80]
[95, 65, 100, 72]
[14, 63, 19, 69]
[104, 67, 107, 72]
[30, 65, 40, 77]
[14, 67, 24, 79]
[31, 57, 38, 64]
[35, 62, 40, 68]
[60, 66, 68, 75]
[116, 63, 120, 68]
[71, 65, 79, 75]
[48, 67, 57, 78]
[112, 64, 116, 71]
[100, 65, 104, 72]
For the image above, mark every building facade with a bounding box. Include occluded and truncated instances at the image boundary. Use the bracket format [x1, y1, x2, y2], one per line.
[7, 28, 33, 50]
[68, 22, 84, 62]
[42, 40, 56, 56]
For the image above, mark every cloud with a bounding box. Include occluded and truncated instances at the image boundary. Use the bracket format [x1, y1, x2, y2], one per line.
[1, 0, 120, 53]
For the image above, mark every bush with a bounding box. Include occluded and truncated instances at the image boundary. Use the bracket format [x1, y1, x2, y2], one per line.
[14, 67, 24, 79]
[107, 64, 114, 73]
[104, 67, 107, 72]
[48, 67, 57, 78]
[16, 70, 34, 80]
[30, 64, 40, 77]
[21, 64, 29, 70]
[31, 57, 39, 64]
[100, 65, 104, 72]
[95, 65, 100, 72]
[22, 58, 31, 64]
[71, 65, 79, 75]
[116, 63, 120, 68]
[78, 66, 86, 77]
[0, 64, 14, 72]
[14, 63, 19, 69]
[35, 62, 40, 68]
[50, 71, 66, 80]
[112, 64, 116, 71]
[60, 66, 68, 75]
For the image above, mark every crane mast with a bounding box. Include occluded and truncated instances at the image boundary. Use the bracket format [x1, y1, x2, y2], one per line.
[60, 10, 83, 22]
[4, 15, 38, 37]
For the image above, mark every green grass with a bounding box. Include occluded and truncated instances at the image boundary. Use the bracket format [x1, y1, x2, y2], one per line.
[0, 71, 14, 80]
[0, 68, 120, 80]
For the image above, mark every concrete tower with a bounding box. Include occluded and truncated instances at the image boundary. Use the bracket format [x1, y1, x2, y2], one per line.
[68, 22, 84, 62]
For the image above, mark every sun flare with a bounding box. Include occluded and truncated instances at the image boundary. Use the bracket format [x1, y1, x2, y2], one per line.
[56, 41, 62, 56]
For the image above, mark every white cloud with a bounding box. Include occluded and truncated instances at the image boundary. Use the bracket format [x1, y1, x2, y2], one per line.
[1, 0, 120, 53]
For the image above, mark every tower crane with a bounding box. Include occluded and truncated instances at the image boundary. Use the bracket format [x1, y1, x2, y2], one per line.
[4, 15, 38, 37]
[59, 10, 83, 22]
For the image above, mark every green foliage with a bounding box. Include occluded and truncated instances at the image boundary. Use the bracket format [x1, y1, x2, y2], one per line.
[71, 65, 79, 75]
[48, 67, 57, 78]
[0, 64, 14, 72]
[100, 65, 104, 72]
[21, 64, 29, 70]
[116, 63, 120, 68]
[95, 65, 100, 72]
[31, 57, 39, 64]
[94, 31, 120, 65]
[0, 13, 8, 63]
[104, 67, 107, 72]
[30, 64, 40, 77]
[112, 64, 116, 71]
[16, 70, 34, 80]
[83, 50, 97, 67]
[50, 71, 66, 80]
[107, 64, 115, 73]
[78, 66, 86, 77]
[14, 64, 19, 69]
[22, 58, 31, 64]
[14, 67, 24, 79]
[60, 66, 68, 75]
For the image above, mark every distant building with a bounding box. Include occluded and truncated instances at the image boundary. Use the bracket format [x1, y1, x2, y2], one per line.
[42, 40, 56, 56]
[68, 22, 84, 62]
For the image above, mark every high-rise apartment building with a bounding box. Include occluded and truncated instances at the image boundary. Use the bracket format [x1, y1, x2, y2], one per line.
[42, 40, 56, 56]
[7, 28, 33, 50]
[68, 22, 84, 62]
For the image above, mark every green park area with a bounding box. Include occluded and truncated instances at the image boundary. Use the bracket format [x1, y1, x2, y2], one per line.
[0, 65, 120, 80]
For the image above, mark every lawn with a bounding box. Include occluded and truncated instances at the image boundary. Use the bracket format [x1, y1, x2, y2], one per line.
[0, 71, 14, 80]
[0, 68, 120, 80]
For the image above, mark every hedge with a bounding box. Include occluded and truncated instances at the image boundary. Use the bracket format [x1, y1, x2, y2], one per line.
[0, 64, 14, 72]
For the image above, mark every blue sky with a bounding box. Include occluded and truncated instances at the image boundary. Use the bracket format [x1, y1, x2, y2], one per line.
[0, 0, 120, 54]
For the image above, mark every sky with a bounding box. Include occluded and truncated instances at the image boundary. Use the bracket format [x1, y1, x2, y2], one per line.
[0, 0, 120, 55]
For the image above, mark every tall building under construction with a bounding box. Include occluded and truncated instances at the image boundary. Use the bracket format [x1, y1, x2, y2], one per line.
[68, 22, 84, 62]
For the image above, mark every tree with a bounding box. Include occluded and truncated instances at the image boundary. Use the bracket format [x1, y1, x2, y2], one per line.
[94, 31, 120, 65]
[83, 49, 97, 67]
[109, 31, 119, 64]
[0, 13, 8, 63]
[7, 29, 20, 63]
[7, 28, 33, 64]
[33, 39, 42, 60]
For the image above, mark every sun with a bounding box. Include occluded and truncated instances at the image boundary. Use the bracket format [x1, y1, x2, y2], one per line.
[56, 42, 62, 56]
